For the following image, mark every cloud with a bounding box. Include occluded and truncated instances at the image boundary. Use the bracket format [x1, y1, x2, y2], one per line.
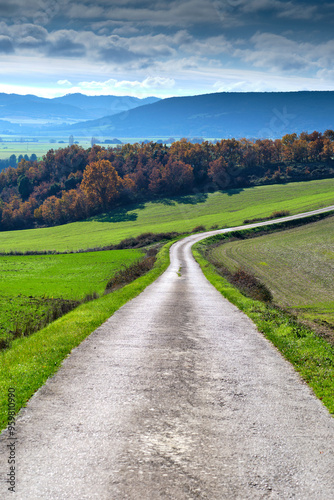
[276, 2, 318, 20]
[0, 0, 333, 100]
[96, 31, 184, 64]
[179, 34, 232, 56]
[234, 32, 313, 73]
[220, 0, 319, 20]
[317, 68, 334, 81]
[0, 1, 17, 16]
[0, 22, 48, 50]
[98, 45, 138, 63]
[46, 30, 87, 57]
[141, 76, 175, 88]
[67, 3, 105, 19]
[111, 25, 140, 36]
[57, 79, 72, 85]
[15, 23, 48, 40]
[78, 76, 175, 93]
[0, 35, 14, 54]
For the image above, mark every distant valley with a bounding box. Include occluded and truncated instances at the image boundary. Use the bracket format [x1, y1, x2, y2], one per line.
[0, 93, 160, 131]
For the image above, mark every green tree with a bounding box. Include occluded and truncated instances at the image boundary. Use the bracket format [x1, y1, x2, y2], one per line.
[18, 175, 33, 201]
[9, 154, 17, 167]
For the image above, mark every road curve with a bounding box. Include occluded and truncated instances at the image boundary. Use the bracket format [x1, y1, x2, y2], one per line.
[1, 206, 334, 499]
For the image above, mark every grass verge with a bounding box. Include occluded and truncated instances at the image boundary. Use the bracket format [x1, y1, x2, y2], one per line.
[0, 240, 174, 431]
[192, 242, 334, 416]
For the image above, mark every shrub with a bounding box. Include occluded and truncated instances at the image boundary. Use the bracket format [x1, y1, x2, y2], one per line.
[231, 268, 273, 303]
[192, 225, 206, 232]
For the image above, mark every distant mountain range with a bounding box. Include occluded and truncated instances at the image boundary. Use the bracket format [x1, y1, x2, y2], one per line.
[1, 91, 334, 139]
[0, 93, 160, 129]
[65, 91, 334, 139]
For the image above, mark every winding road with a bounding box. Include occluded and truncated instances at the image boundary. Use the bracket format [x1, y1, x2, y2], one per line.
[1, 206, 334, 499]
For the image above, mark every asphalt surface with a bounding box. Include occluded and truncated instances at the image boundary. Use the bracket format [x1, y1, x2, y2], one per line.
[1, 207, 334, 499]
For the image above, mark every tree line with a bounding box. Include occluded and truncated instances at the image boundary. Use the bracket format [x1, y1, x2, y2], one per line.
[0, 130, 333, 230]
[0, 154, 38, 172]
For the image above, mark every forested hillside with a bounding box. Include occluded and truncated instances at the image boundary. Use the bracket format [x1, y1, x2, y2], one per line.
[0, 130, 333, 230]
[67, 91, 334, 138]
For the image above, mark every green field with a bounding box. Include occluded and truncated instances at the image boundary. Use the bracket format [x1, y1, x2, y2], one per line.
[208, 216, 334, 337]
[0, 137, 177, 161]
[0, 249, 143, 347]
[1, 178, 334, 253]
[0, 138, 93, 160]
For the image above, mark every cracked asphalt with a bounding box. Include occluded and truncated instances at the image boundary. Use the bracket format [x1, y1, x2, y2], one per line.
[1, 207, 334, 499]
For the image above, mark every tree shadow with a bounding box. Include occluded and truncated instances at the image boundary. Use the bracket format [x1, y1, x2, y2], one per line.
[151, 192, 208, 205]
[150, 198, 176, 206]
[174, 193, 209, 204]
[90, 203, 145, 223]
[219, 187, 245, 196]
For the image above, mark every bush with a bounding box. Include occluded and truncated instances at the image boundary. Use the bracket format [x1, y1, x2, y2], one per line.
[192, 225, 206, 232]
[231, 268, 273, 303]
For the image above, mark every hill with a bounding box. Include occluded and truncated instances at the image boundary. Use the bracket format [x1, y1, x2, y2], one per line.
[66, 91, 334, 139]
[53, 93, 159, 119]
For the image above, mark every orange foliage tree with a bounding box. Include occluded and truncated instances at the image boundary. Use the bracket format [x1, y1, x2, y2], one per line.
[80, 159, 122, 212]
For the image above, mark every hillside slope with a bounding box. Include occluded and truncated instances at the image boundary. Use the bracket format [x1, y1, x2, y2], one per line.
[67, 91, 334, 138]
[0, 178, 333, 253]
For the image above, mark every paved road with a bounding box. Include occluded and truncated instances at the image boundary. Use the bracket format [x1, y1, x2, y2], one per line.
[1, 207, 334, 499]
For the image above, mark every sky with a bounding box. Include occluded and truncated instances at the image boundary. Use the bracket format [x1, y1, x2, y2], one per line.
[1, 0, 334, 99]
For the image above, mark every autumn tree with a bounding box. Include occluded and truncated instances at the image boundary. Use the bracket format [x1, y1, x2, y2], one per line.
[80, 159, 122, 211]
[208, 157, 230, 189]
[148, 159, 193, 195]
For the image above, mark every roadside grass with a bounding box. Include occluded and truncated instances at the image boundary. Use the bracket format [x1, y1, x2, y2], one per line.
[0, 249, 143, 350]
[0, 240, 174, 431]
[0, 178, 334, 253]
[208, 216, 334, 339]
[193, 235, 334, 416]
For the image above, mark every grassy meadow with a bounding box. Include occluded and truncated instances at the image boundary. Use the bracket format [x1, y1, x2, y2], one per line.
[0, 249, 143, 349]
[208, 216, 334, 338]
[1, 178, 334, 253]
